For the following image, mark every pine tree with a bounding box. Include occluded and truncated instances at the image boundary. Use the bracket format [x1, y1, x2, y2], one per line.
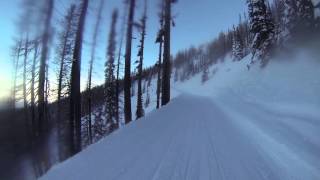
[124, 0, 136, 123]
[30, 39, 39, 135]
[145, 85, 150, 108]
[22, 35, 30, 115]
[315, 2, 320, 32]
[247, 0, 275, 66]
[55, 4, 77, 159]
[38, 0, 54, 134]
[56, 5, 77, 105]
[70, 0, 89, 154]
[297, 0, 315, 32]
[105, 9, 118, 132]
[11, 39, 23, 109]
[200, 54, 209, 83]
[136, 0, 147, 120]
[282, 0, 298, 38]
[86, 0, 104, 144]
[115, 2, 128, 125]
[232, 27, 244, 61]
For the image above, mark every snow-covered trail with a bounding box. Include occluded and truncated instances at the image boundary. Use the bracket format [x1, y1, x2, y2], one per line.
[40, 93, 320, 180]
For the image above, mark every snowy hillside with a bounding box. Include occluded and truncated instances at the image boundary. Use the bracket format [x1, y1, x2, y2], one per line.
[41, 49, 320, 180]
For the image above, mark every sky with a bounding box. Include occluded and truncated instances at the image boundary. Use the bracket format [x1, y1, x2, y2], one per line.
[0, 0, 247, 99]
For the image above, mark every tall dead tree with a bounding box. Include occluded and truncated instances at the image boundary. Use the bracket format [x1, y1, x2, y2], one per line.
[136, 0, 147, 119]
[86, 0, 104, 144]
[124, 0, 136, 123]
[70, 0, 89, 154]
[161, 0, 176, 106]
[156, 1, 165, 109]
[38, 0, 54, 135]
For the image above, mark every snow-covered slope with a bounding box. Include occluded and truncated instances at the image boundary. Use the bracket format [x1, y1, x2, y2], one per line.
[41, 49, 320, 180]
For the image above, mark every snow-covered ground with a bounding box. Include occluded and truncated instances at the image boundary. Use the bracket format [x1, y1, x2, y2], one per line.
[41, 49, 320, 180]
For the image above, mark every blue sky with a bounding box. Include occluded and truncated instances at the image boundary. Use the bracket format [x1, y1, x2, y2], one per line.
[0, 0, 247, 99]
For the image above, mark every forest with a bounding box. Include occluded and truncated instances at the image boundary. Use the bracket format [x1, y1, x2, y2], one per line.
[0, 0, 320, 179]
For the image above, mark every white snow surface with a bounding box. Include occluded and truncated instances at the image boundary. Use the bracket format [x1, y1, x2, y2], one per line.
[41, 50, 320, 180]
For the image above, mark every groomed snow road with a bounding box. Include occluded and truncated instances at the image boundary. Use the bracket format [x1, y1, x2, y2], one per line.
[41, 94, 320, 180]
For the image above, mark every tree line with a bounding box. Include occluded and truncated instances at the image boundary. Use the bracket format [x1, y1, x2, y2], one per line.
[10, 0, 177, 169]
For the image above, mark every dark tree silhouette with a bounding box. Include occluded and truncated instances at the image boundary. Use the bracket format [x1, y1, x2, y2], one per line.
[70, 0, 89, 154]
[38, 0, 54, 134]
[161, 0, 177, 106]
[124, 0, 136, 123]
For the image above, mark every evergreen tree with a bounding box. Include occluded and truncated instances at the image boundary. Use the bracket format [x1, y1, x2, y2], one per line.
[56, 5, 77, 106]
[38, 0, 54, 134]
[201, 65, 209, 84]
[136, 1, 147, 120]
[247, 0, 275, 67]
[315, 3, 320, 32]
[105, 9, 118, 132]
[232, 27, 244, 61]
[115, 2, 128, 125]
[297, 0, 315, 32]
[86, 0, 104, 144]
[282, 0, 298, 38]
[11, 39, 23, 109]
[145, 85, 150, 109]
[69, 0, 89, 154]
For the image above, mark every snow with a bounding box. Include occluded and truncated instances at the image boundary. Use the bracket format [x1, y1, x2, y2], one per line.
[41, 49, 320, 180]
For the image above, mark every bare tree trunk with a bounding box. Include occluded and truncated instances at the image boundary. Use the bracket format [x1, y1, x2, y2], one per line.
[161, 0, 172, 106]
[124, 0, 136, 124]
[70, 0, 89, 154]
[38, 0, 54, 135]
[87, 0, 104, 144]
